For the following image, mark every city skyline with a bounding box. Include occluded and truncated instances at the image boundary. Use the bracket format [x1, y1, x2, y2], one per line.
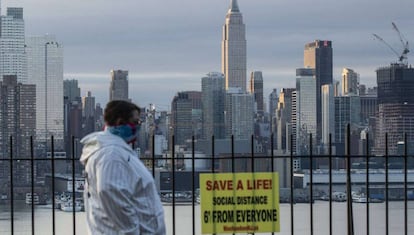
[3, 0, 414, 108]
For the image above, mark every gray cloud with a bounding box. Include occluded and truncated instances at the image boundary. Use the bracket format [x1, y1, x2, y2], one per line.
[5, 0, 413, 108]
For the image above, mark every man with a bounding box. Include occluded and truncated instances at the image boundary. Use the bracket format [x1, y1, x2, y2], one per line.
[80, 100, 166, 234]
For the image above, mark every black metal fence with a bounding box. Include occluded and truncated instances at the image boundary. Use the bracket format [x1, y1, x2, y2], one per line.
[0, 130, 413, 235]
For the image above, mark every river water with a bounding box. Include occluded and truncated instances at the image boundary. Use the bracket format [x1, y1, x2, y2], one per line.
[0, 201, 413, 234]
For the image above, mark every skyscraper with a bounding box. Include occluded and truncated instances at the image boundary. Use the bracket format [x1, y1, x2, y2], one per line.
[82, 91, 96, 136]
[334, 96, 361, 154]
[63, 79, 82, 158]
[321, 84, 335, 146]
[171, 92, 193, 146]
[268, 88, 278, 133]
[304, 40, 333, 144]
[26, 35, 64, 149]
[109, 70, 129, 101]
[249, 71, 264, 113]
[276, 88, 295, 151]
[221, 0, 247, 91]
[64, 79, 81, 103]
[0, 7, 26, 83]
[225, 88, 254, 139]
[0, 75, 35, 185]
[201, 72, 225, 139]
[375, 63, 414, 154]
[341, 68, 359, 96]
[296, 68, 317, 155]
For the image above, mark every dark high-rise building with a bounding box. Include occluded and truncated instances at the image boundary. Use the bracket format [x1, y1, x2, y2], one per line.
[82, 91, 96, 136]
[95, 103, 104, 131]
[64, 79, 81, 103]
[202, 72, 225, 140]
[268, 89, 278, 134]
[249, 71, 264, 113]
[360, 95, 377, 125]
[276, 88, 295, 151]
[171, 92, 199, 146]
[63, 79, 82, 158]
[304, 40, 333, 144]
[109, 69, 129, 101]
[334, 96, 361, 155]
[0, 75, 36, 185]
[375, 63, 414, 154]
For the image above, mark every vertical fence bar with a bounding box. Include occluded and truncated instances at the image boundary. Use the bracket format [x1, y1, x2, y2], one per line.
[329, 134, 332, 235]
[231, 135, 235, 235]
[30, 136, 35, 235]
[385, 133, 389, 235]
[71, 136, 76, 235]
[231, 135, 235, 172]
[271, 133, 275, 235]
[365, 133, 370, 235]
[346, 124, 354, 235]
[271, 134, 274, 172]
[251, 135, 254, 172]
[212, 135, 215, 174]
[152, 134, 155, 177]
[51, 136, 56, 235]
[211, 135, 215, 235]
[192, 136, 195, 235]
[171, 135, 176, 235]
[10, 136, 14, 235]
[251, 135, 255, 235]
[309, 133, 313, 235]
[290, 134, 294, 235]
[404, 133, 407, 235]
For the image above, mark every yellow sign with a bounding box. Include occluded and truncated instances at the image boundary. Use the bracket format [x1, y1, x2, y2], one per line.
[200, 172, 280, 234]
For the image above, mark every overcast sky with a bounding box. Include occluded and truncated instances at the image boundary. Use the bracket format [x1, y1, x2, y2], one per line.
[4, 0, 414, 110]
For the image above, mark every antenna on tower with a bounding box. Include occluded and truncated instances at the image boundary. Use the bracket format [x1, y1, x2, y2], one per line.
[373, 22, 410, 64]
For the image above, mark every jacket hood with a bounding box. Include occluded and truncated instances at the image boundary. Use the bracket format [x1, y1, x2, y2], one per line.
[79, 131, 132, 165]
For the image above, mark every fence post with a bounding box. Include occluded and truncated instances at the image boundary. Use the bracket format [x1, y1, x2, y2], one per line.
[385, 133, 389, 235]
[365, 133, 370, 235]
[152, 134, 155, 177]
[171, 135, 176, 235]
[51, 136, 56, 235]
[329, 134, 333, 235]
[30, 136, 35, 235]
[9, 136, 14, 235]
[191, 135, 195, 235]
[309, 133, 313, 235]
[71, 136, 76, 235]
[346, 124, 354, 235]
[231, 135, 234, 172]
[404, 133, 408, 235]
[290, 134, 294, 235]
[251, 135, 254, 173]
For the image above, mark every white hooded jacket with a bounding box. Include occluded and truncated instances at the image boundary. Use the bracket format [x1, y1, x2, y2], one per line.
[80, 130, 166, 235]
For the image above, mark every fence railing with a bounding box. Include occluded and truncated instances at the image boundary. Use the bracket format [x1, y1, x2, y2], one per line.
[0, 129, 413, 235]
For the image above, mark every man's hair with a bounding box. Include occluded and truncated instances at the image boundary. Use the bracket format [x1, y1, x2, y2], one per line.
[104, 100, 141, 126]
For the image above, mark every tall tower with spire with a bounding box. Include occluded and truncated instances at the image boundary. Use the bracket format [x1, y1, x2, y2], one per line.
[221, 0, 247, 91]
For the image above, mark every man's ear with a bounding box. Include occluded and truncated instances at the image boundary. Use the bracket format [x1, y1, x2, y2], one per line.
[114, 118, 125, 126]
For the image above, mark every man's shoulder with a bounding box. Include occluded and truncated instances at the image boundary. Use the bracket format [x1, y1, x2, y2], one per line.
[93, 145, 133, 164]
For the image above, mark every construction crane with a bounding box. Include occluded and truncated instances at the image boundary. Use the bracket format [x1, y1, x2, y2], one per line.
[373, 22, 410, 64]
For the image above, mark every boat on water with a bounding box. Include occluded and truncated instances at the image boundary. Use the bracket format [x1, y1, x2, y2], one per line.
[161, 192, 195, 205]
[318, 192, 347, 202]
[352, 193, 367, 203]
[352, 192, 384, 203]
[25, 193, 40, 205]
[60, 201, 83, 212]
[53, 192, 85, 211]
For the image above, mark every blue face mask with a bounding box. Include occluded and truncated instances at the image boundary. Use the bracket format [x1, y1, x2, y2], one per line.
[106, 123, 141, 143]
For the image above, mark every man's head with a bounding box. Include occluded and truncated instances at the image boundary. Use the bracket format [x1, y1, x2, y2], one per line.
[104, 100, 141, 126]
[104, 100, 142, 143]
